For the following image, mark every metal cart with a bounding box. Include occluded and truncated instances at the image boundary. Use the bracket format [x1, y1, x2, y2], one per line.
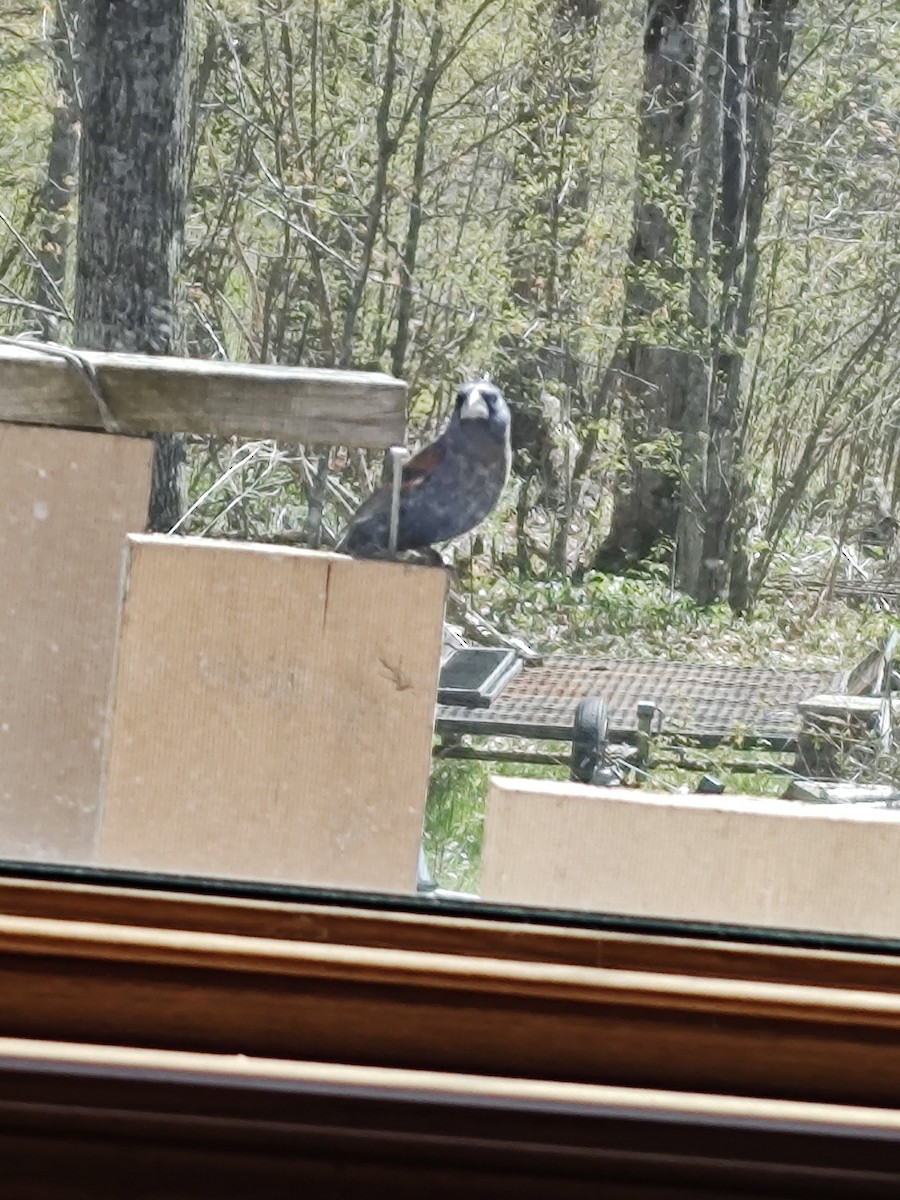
[434, 648, 853, 786]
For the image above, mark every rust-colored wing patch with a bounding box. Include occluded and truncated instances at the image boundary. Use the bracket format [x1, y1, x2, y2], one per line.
[401, 442, 445, 492]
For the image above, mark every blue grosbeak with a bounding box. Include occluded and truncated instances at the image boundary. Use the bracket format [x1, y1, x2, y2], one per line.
[336, 380, 511, 558]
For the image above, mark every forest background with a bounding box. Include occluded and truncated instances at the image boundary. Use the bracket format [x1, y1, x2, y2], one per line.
[1, 1, 899, 882]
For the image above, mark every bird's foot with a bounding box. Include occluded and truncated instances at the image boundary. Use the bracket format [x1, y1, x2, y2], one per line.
[337, 544, 449, 569]
[395, 547, 448, 569]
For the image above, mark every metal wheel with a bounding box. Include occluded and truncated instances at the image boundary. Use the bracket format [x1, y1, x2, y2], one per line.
[570, 696, 610, 784]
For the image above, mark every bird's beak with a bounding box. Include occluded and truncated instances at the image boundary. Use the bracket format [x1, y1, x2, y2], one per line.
[459, 388, 491, 422]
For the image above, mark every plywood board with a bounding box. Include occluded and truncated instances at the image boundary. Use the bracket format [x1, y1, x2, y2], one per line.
[0, 423, 153, 861]
[481, 777, 900, 937]
[0, 343, 406, 448]
[96, 535, 447, 890]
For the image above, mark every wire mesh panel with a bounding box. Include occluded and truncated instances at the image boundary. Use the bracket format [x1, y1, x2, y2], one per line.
[436, 657, 839, 747]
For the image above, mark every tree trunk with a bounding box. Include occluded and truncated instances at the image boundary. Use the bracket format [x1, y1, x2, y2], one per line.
[678, 0, 796, 606]
[700, 0, 750, 607]
[591, 0, 794, 603]
[390, 0, 444, 381]
[338, 0, 402, 368]
[674, 0, 729, 599]
[74, 0, 191, 532]
[34, 0, 82, 340]
[590, 0, 698, 572]
[728, 0, 798, 609]
[500, 0, 600, 574]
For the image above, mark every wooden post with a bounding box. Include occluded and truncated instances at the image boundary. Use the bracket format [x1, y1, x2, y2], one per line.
[0, 425, 153, 861]
[481, 776, 900, 937]
[96, 536, 446, 891]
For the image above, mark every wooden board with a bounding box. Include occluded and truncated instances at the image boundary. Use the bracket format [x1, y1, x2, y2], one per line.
[8, 874, 900, 994]
[799, 693, 900, 719]
[96, 535, 447, 890]
[481, 777, 900, 938]
[5, 1040, 900, 1198]
[0, 343, 406, 447]
[7, 906, 900, 1108]
[0, 423, 153, 862]
[8, 1034, 900, 1134]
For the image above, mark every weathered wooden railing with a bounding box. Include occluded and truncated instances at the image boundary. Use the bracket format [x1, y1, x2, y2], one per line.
[0, 342, 446, 892]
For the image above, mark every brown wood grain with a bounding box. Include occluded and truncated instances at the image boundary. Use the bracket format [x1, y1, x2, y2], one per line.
[2, 909, 900, 1107]
[0, 343, 406, 447]
[1, 1038, 898, 1198]
[0, 424, 153, 861]
[96, 536, 447, 891]
[2, 876, 900, 993]
[482, 777, 900, 938]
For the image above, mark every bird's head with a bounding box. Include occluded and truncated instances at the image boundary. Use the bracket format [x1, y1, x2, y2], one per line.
[453, 380, 510, 443]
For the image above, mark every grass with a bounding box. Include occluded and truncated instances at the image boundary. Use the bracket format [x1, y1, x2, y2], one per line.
[426, 754, 571, 893]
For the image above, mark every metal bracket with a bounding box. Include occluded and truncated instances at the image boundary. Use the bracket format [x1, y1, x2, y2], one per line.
[635, 698, 662, 771]
[387, 445, 410, 556]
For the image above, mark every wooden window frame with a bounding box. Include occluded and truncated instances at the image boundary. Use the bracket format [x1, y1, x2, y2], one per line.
[2, 869, 900, 1111]
[3, 1038, 900, 1198]
[3, 868, 900, 990]
[2, 868, 900, 1192]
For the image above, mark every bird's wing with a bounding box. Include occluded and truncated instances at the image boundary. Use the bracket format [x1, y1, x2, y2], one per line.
[399, 440, 446, 492]
[341, 439, 446, 531]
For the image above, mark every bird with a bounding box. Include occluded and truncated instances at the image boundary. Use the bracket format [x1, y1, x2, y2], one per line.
[335, 379, 511, 560]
